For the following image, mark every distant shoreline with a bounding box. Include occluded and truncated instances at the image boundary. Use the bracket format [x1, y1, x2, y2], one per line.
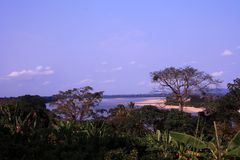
[103, 94, 168, 99]
[135, 99, 205, 113]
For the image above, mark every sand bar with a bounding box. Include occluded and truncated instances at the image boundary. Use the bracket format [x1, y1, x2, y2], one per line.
[135, 99, 205, 113]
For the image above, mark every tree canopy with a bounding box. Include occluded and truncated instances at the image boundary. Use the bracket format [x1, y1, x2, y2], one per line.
[151, 66, 221, 111]
[227, 78, 240, 107]
[51, 86, 103, 121]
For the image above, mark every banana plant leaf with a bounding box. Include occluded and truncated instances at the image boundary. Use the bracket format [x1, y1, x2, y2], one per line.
[170, 131, 207, 149]
[227, 131, 240, 157]
[228, 146, 240, 157]
[228, 131, 240, 150]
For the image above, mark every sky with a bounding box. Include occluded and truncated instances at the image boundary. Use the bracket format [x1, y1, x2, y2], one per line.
[0, 0, 240, 97]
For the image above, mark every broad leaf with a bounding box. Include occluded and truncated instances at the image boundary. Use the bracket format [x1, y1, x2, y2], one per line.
[170, 131, 207, 149]
[228, 146, 240, 157]
[228, 130, 240, 150]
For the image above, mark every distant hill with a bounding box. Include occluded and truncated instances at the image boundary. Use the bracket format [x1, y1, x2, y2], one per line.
[1, 89, 227, 104]
[207, 88, 228, 96]
[103, 93, 168, 98]
[102, 88, 228, 99]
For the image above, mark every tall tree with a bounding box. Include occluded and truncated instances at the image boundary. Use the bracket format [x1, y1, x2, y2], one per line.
[227, 78, 240, 107]
[212, 78, 240, 128]
[151, 66, 221, 111]
[51, 86, 103, 121]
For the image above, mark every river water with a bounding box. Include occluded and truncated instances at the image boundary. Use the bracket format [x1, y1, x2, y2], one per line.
[46, 97, 198, 116]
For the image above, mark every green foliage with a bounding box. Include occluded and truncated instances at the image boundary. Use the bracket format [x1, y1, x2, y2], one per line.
[215, 78, 240, 115]
[168, 122, 240, 159]
[80, 120, 109, 138]
[170, 131, 206, 149]
[1, 79, 240, 160]
[163, 109, 197, 134]
[104, 148, 138, 160]
[224, 130, 240, 158]
[0, 96, 50, 136]
[151, 66, 221, 111]
[16, 95, 46, 109]
[142, 130, 178, 159]
[204, 78, 240, 140]
[228, 78, 240, 105]
[52, 86, 103, 121]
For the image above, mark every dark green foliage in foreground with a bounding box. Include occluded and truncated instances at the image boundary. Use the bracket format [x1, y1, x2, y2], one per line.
[0, 78, 240, 160]
[0, 103, 238, 160]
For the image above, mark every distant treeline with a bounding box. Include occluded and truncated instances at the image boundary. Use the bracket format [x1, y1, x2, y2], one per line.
[0, 88, 227, 104]
[40, 94, 168, 104]
[103, 93, 168, 98]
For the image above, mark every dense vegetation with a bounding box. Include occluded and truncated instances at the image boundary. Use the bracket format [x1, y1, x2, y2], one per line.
[0, 75, 240, 159]
[151, 66, 221, 111]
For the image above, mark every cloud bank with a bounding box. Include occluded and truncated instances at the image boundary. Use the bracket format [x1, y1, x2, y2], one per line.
[77, 79, 93, 85]
[221, 49, 233, 56]
[211, 71, 224, 77]
[8, 66, 54, 77]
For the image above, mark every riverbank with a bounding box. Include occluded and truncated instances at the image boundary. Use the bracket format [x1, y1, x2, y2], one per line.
[135, 99, 205, 113]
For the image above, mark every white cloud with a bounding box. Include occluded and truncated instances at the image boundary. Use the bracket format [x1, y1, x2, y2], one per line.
[8, 66, 54, 77]
[36, 66, 43, 70]
[112, 66, 123, 71]
[102, 79, 115, 84]
[42, 81, 50, 85]
[211, 71, 224, 77]
[222, 49, 233, 56]
[130, 61, 136, 65]
[77, 79, 92, 85]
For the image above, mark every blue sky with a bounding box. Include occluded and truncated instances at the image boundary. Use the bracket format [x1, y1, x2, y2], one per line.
[0, 0, 240, 96]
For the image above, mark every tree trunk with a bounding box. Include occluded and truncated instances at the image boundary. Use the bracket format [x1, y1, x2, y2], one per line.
[178, 97, 184, 112]
[179, 102, 184, 112]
